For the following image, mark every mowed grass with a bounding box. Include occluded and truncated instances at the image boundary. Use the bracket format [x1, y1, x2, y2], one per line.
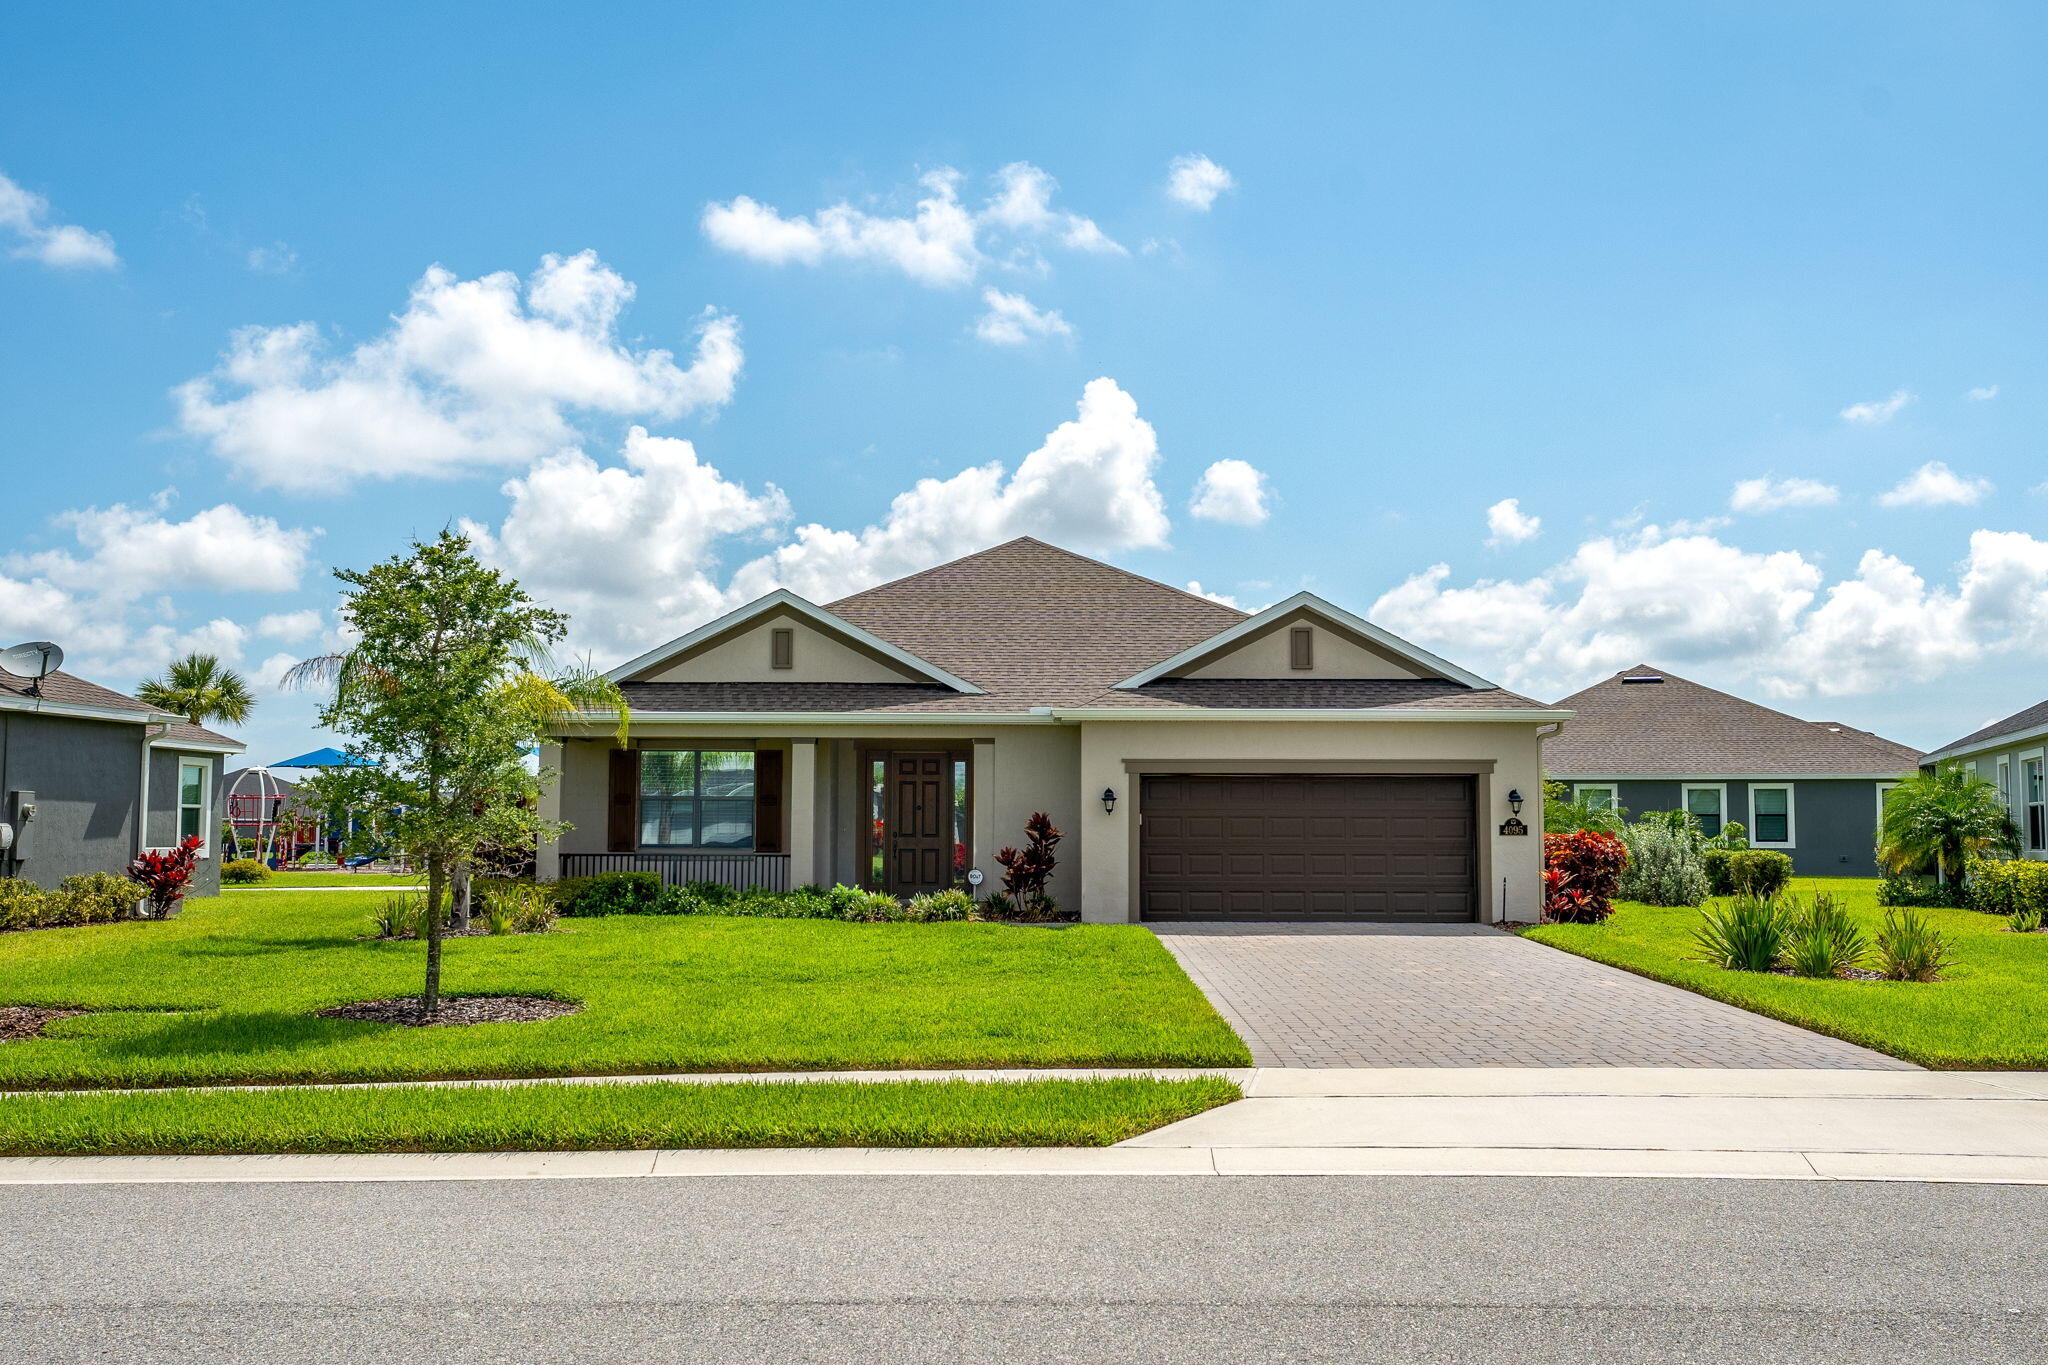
[252, 871, 422, 887]
[0, 1076, 1240, 1156]
[1523, 877, 2048, 1068]
[0, 890, 1249, 1089]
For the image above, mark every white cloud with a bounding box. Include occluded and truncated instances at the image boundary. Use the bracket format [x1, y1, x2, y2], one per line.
[470, 379, 1171, 656]
[246, 242, 298, 275]
[8, 498, 317, 601]
[1484, 498, 1541, 547]
[1840, 389, 1912, 425]
[1184, 581, 1241, 608]
[1966, 385, 1999, 401]
[974, 288, 1073, 346]
[255, 608, 326, 643]
[1878, 460, 1991, 508]
[176, 250, 742, 490]
[702, 162, 1120, 291]
[1369, 525, 2048, 702]
[1729, 476, 1840, 513]
[1190, 459, 1271, 526]
[0, 169, 118, 270]
[1165, 154, 1235, 211]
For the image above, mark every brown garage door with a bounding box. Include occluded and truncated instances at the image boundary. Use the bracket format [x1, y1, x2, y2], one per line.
[1139, 774, 1477, 922]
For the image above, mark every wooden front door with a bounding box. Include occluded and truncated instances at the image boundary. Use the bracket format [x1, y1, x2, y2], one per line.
[885, 751, 955, 895]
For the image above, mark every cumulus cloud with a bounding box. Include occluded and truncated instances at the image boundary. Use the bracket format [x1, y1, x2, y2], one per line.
[255, 608, 326, 643]
[1484, 498, 1541, 547]
[469, 379, 1171, 656]
[1840, 389, 1912, 425]
[974, 288, 1073, 346]
[1878, 460, 1991, 508]
[1966, 385, 1999, 401]
[1369, 526, 2048, 701]
[245, 242, 298, 276]
[176, 250, 742, 490]
[0, 169, 118, 269]
[1184, 581, 1242, 608]
[1189, 459, 1271, 526]
[1165, 154, 1235, 210]
[1730, 476, 1840, 513]
[702, 162, 1120, 290]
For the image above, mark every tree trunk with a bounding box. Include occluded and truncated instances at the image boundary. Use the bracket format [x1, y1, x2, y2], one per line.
[423, 852, 445, 1015]
[451, 861, 472, 933]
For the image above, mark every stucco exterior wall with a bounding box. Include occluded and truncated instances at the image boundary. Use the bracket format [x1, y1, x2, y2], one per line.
[147, 747, 228, 897]
[1077, 719, 1547, 924]
[1941, 741, 2048, 861]
[1183, 622, 1423, 680]
[0, 712, 141, 889]
[638, 615, 922, 685]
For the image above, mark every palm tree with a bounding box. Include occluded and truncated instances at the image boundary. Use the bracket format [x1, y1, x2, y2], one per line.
[138, 653, 255, 728]
[1877, 765, 2020, 886]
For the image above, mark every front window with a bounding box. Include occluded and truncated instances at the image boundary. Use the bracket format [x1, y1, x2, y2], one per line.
[1683, 785, 1724, 838]
[639, 750, 755, 849]
[178, 759, 210, 856]
[1752, 785, 1793, 847]
[2026, 758, 2046, 853]
[1574, 784, 1618, 812]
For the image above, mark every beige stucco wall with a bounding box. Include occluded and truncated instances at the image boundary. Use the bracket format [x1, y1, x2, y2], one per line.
[1073, 718, 1547, 924]
[1184, 622, 1424, 680]
[1947, 740, 2048, 861]
[638, 614, 923, 685]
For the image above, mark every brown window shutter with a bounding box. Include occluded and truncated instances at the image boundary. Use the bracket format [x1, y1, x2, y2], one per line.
[753, 748, 785, 852]
[1289, 626, 1314, 670]
[770, 627, 794, 670]
[607, 748, 638, 852]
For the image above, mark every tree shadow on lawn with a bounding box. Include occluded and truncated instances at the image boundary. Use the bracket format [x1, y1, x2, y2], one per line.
[87, 1008, 366, 1064]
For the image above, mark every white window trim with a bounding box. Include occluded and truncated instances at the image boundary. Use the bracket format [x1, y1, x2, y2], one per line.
[1996, 757, 2013, 812]
[1749, 783, 1796, 849]
[178, 758, 213, 859]
[1681, 783, 1727, 835]
[2022, 750, 2046, 855]
[1572, 783, 1619, 812]
[1874, 781, 1899, 826]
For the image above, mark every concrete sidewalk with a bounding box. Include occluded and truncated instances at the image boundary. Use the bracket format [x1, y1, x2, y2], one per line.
[6, 1068, 2047, 1187]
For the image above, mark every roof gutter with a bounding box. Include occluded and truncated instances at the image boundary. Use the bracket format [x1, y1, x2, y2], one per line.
[1920, 719, 2048, 767]
[1046, 707, 1575, 723]
[0, 695, 164, 725]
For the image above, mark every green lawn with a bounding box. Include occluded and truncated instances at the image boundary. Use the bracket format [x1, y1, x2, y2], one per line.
[0, 1075, 1239, 1156]
[1523, 877, 2048, 1068]
[0, 890, 1248, 1089]
[247, 871, 422, 887]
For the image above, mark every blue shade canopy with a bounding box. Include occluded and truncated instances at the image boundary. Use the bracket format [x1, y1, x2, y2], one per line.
[269, 747, 376, 769]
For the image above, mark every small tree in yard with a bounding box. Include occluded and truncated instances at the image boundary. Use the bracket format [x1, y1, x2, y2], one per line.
[126, 835, 203, 918]
[1878, 766, 2019, 890]
[288, 531, 624, 1015]
[995, 812, 1062, 915]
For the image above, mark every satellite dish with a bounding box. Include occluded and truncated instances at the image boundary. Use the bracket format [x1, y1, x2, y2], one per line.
[0, 642, 63, 694]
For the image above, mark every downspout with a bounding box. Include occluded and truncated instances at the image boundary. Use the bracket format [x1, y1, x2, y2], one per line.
[138, 722, 167, 856]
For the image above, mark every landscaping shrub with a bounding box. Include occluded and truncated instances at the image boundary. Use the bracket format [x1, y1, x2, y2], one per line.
[2009, 905, 2043, 934]
[1540, 830, 1628, 923]
[1781, 893, 1870, 979]
[0, 874, 139, 931]
[1873, 909, 1957, 982]
[1721, 850, 1793, 900]
[1963, 858, 2048, 920]
[370, 893, 428, 940]
[1615, 820, 1709, 907]
[220, 859, 273, 886]
[1693, 896, 1791, 972]
[680, 879, 738, 907]
[125, 835, 202, 919]
[554, 872, 668, 917]
[1877, 871, 1965, 909]
[904, 888, 975, 922]
[826, 884, 906, 923]
[478, 881, 558, 935]
[1700, 848, 1734, 897]
[995, 812, 1062, 916]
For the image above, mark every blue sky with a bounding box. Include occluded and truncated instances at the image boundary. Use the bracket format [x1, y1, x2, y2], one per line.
[2, 1, 2044, 764]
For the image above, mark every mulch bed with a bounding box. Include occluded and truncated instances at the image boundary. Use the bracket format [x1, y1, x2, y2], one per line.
[317, 995, 581, 1027]
[0, 1006, 86, 1043]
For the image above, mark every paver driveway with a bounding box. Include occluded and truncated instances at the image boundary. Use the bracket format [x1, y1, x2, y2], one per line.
[1153, 923, 1916, 1069]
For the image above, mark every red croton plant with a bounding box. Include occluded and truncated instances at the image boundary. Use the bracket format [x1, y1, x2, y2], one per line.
[1541, 830, 1629, 924]
[125, 834, 204, 919]
[995, 812, 1062, 913]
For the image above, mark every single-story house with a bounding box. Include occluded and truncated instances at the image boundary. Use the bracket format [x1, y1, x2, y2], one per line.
[0, 663, 243, 895]
[1545, 666, 1923, 875]
[541, 538, 1568, 924]
[1918, 698, 2048, 860]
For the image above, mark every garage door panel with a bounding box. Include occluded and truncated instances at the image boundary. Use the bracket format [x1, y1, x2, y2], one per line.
[1140, 774, 1476, 923]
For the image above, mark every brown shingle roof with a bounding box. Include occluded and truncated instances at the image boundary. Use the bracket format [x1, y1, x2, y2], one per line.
[1545, 666, 1922, 776]
[157, 720, 245, 749]
[0, 666, 155, 716]
[1930, 697, 2048, 757]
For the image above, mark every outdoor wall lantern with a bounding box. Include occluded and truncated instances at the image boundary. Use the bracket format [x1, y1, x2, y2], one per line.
[1101, 787, 1118, 814]
[1507, 789, 1525, 815]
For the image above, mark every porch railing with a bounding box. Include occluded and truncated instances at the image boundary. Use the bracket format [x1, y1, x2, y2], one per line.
[558, 852, 792, 893]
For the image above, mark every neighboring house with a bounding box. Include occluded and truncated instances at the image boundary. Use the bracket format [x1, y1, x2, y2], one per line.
[1917, 698, 2048, 861]
[0, 665, 243, 894]
[541, 538, 1567, 924]
[223, 769, 313, 862]
[1545, 666, 1923, 875]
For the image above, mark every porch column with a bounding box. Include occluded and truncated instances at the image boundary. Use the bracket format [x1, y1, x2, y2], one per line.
[971, 738, 996, 887]
[536, 741, 563, 881]
[788, 738, 819, 887]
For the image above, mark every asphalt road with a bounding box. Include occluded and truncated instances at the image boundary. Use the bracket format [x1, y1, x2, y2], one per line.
[3, 1174, 2042, 1363]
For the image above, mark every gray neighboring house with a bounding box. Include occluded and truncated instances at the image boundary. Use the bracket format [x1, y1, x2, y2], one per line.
[1546, 666, 1923, 876]
[0, 666, 244, 895]
[1917, 698, 2048, 861]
